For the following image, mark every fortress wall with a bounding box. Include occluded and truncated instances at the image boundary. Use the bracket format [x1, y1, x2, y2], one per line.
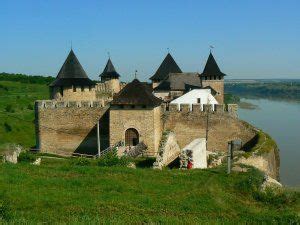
[52, 86, 97, 101]
[109, 105, 162, 156]
[35, 100, 109, 156]
[162, 103, 255, 152]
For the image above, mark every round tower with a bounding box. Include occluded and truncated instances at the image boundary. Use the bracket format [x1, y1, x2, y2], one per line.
[99, 58, 121, 94]
[200, 52, 226, 104]
[49, 50, 96, 101]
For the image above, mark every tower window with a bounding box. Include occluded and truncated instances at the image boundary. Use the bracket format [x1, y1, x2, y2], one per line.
[81, 86, 84, 92]
[218, 76, 221, 80]
[73, 86, 76, 92]
[60, 87, 64, 97]
[131, 105, 135, 109]
[205, 76, 207, 80]
[214, 75, 216, 80]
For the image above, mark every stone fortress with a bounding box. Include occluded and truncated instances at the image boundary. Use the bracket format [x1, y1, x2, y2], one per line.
[35, 49, 254, 159]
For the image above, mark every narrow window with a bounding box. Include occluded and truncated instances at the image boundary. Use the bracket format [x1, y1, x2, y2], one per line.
[218, 76, 221, 80]
[214, 75, 216, 80]
[142, 105, 147, 108]
[197, 98, 201, 104]
[131, 105, 135, 109]
[205, 76, 207, 80]
[73, 86, 76, 92]
[60, 86, 64, 97]
[81, 86, 84, 92]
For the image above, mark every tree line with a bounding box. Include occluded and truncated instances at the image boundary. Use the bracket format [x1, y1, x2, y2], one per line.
[0, 73, 55, 85]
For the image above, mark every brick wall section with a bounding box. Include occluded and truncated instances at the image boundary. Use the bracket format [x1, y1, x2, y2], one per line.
[162, 108, 255, 152]
[35, 100, 109, 156]
[109, 105, 162, 156]
[202, 80, 224, 104]
[52, 86, 97, 101]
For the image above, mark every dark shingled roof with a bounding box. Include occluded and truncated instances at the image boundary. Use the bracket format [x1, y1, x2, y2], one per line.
[99, 58, 120, 79]
[50, 50, 95, 87]
[111, 79, 162, 107]
[200, 52, 226, 77]
[153, 73, 202, 91]
[150, 53, 182, 81]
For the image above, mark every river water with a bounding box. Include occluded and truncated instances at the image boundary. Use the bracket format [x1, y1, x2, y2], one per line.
[238, 98, 300, 187]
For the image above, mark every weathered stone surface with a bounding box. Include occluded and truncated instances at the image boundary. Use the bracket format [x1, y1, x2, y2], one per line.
[232, 166, 248, 173]
[237, 147, 280, 180]
[153, 132, 180, 169]
[32, 157, 41, 165]
[261, 175, 282, 191]
[2, 144, 22, 164]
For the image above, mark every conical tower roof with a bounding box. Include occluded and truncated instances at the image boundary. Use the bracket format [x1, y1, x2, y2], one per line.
[150, 53, 182, 81]
[111, 79, 162, 107]
[49, 50, 95, 87]
[99, 58, 120, 79]
[201, 52, 226, 77]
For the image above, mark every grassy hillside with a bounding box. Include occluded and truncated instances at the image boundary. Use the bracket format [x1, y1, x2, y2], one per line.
[0, 158, 299, 223]
[0, 81, 49, 151]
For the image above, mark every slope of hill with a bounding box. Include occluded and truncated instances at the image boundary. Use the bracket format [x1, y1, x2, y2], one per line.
[0, 159, 299, 223]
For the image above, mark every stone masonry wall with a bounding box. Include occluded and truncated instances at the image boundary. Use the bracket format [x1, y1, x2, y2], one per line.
[162, 103, 255, 152]
[109, 105, 162, 156]
[35, 100, 109, 156]
[202, 80, 224, 104]
[52, 86, 97, 101]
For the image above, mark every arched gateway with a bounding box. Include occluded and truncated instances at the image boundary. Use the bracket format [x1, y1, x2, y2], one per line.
[125, 128, 139, 146]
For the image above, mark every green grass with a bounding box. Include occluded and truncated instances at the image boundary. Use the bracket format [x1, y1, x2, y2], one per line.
[0, 159, 299, 224]
[0, 81, 49, 152]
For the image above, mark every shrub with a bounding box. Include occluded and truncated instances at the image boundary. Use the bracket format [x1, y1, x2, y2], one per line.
[5, 104, 15, 113]
[18, 151, 37, 163]
[253, 188, 298, 206]
[97, 150, 131, 167]
[0, 193, 11, 221]
[70, 157, 91, 166]
[4, 122, 12, 132]
[27, 104, 33, 110]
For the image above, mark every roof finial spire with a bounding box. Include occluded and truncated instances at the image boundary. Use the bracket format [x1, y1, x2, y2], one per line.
[167, 47, 170, 53]
[134, 70, 138, 79]
[209, 45, 214, 53]
[107, 51, 110, 59]
[71, 40, 73, 50]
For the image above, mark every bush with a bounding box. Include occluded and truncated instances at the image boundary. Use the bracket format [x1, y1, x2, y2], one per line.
[97, 150, 131, 167]
[70, 157, 91, 166]
[4, 122, 12, 132]
[0, 193, 11, 221]
[18, 151, 37, 163]
[5, 104, 15, 113]
[27, 104, 33, 110]
[253, 188, 299, 206]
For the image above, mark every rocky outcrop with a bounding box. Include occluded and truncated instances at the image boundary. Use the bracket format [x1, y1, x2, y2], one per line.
[2, 144, 23, 164]
[236, 130, 280, 180]
[153, 132, 180, 169]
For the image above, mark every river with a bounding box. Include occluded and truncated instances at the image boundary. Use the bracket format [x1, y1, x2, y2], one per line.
[238, 98, 300, 187]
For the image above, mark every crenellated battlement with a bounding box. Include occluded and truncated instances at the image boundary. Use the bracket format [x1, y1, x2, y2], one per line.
[35, 100, 109, 109]
[161, 103, 238, 117]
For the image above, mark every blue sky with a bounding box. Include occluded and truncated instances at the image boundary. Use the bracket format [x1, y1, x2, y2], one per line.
[1, 0, 299, 81]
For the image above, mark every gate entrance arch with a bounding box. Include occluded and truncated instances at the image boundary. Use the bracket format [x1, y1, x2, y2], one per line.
[125, 128, 139, 146]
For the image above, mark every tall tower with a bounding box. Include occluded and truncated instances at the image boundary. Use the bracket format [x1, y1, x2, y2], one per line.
[150, 53, 182, 89]
[49, 50, 96, 101]
[99, 58, 121, 94]
[200, 52, 226, 104]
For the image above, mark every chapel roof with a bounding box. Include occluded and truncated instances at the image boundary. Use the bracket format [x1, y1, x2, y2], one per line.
[111, 79, 162, 107]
